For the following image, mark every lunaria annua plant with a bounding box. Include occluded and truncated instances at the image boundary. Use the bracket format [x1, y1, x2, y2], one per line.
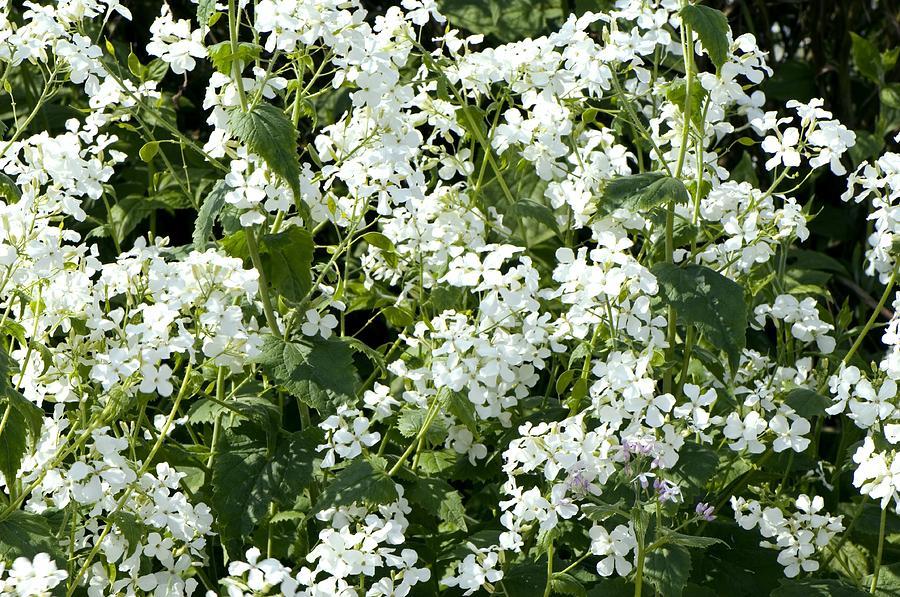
[0, 0, 899, 596]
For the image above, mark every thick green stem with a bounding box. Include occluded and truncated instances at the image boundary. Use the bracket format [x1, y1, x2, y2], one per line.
[664, 13, 694, 394]
[633, 546, 645, 597]
[871, 505, 888, 594]
[245, 227, 281, 335]
[543, 540, 554, 597]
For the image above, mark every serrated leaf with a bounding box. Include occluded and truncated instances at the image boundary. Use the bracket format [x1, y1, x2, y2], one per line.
[417, 450, 456, 474]
[254, 334, 358, 411]
[667, 79, 708, 128]
[312, 459, 398, 515]
[600, 173, 689, 214]
[510, 199, 560, 235]
[408, 476, 467, 532]
[784, 387, 829, 418]
[207, 41, 262, 76]
[193, 180, 228, 247]
[210, 425, 321, 555]
[0, 402, 27, 483]
[502, 562, 548, 593]
[397, 408, 447, 444]
[228, 102, 301, 200]
[771, 578, 868, 597]
[259, 227, 314, 302]
[108, 511, 144, 556]
[680, 5, 730, 70]
[552, 573, 586, 597]
[0, 510, 64, 564]
[447, 391, 478, 432]
[187, 395, 281, 430]
[670, 441, 718, 501]
[645, 544, 692, 597]
[651, 263, 747, 374]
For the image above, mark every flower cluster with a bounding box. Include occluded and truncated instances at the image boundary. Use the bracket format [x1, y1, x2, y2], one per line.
[733, 495, 843, 577]
[2, 0, 898, 593]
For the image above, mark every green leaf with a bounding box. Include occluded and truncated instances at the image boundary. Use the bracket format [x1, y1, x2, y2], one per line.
[600, 173, 689, 213]
[197, 0, 217, 26]
[108, 511, 144, 556]
[680, 5, 730, 70]
[208, 41, 262, 76]
[784, 388, 829, 418]
[397, 408, 447, 444]
[106, 196, 171, 244]
[193, 180, 228, 247]
[228, 102, 301, 200]
[436, 0, 563, 42]
[0, 510, 64, 564]
[664, 532, 726, 549]
[510, 199, 561, 235]
[417, 450, 456, 474]
[651, 263, 747, 373]
[408, 476, 467, 532]
[258, 227, 314, 302]
[667, 79, 708, 128]
[187, 395, 281, 430]
[771, 578, 868, 597]
[582, 500, 626, 522]
[551, 572, 587, 597]
[0, 172, 21, 202]
[313, 459, 398, 515]
[501, 562, 548, 593]
[851, 33, 883, 84]
[0, 403, 27, 484]
[447, 391, 478, 433]
[139, 141, 160, 162]
[882, 83, 900, 109]
[645, 544, 692, 597]
[0, 388, 41, 483]
[210, 425, 320, 555]
[670, 441, 719, 501]
[865, 562, 900, 597]
[8, 390, 42, 440]
[254, 334, 358, 411]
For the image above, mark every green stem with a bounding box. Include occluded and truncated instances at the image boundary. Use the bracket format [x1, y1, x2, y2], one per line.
[844, 269, 897, 365]
[633, 545, 645, 597]
[664, 11, 694, 394]
[543, 540, 554, 597]
[66, 364, 194, 595]
[245, 226, 281, 335]
[871, 505, 888, 594]
[387, 392, 444, 476]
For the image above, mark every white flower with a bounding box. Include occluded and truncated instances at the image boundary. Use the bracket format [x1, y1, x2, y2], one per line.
[590, 524, 636, 577]
[301, 309, 339, 339]
[761, 127, 802, 170]
[139, 363, 174, 396]
[769, 414, 811, 453]
[146, 5, 207, 75]
[441, 545, 504, 595]
[723, 411, 767, 453]
[6, 553, 68, 596]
